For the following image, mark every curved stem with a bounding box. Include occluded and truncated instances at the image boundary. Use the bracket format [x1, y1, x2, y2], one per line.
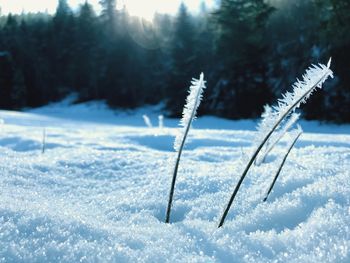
[263, 131, 302, 202]
[165, 79, 203, 223]
[218, 72, 329, 228]
[165, 134, 187, 223]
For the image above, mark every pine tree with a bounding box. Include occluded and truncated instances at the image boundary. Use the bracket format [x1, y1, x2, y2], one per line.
[0, 52, 14, 109]
[99, 0, 117, 36]
[266, 0, 328, 121]
[214, 0, 275, 118]
[166, 3, 197, 116]
[75, 1, 100, 100]
[315, 0, 350, 122]
[49, 0, 76, 99]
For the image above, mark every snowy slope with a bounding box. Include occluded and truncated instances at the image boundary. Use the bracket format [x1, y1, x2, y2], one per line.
[0, 101, 349, 262]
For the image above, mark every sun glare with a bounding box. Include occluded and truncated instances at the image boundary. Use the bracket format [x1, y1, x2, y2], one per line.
[0, 0, 57, 14]
[0, 0, 213, 20]
[120, 0, 184, 21]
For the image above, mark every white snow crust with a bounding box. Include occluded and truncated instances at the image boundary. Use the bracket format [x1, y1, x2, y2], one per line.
[0, 100, 349, 262]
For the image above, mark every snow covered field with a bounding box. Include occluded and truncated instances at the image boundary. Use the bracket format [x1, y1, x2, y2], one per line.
[0, 100, 349, 262]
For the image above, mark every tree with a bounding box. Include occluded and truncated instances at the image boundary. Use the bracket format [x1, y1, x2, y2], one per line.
[0, 52, 15, 108]
[314, 0, 350, 122]
[75, 1, 100, 100]
[166, 3, 197, 116]
[48, 0, 76, 99]
[214, 0, 275, 118]
[265, 0, 327, 121]
[99, 0, 117, 35]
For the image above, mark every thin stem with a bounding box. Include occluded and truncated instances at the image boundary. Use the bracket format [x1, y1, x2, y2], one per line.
[258, 114, 299, 165]
[165, 138, 186, 223]
[218, 72, 328, 228]
[165, 82, 203, 224]
[263, 131, 302, 202]
[42, 128, 46, 154]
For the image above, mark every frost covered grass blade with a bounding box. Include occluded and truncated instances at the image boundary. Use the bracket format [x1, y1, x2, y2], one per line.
[142, 114, 153, 128]
[166, 73, 206, 223]
[256, 112, 300, 166]
[158, 115, 164, 129]
[218, 59, 333, 228]
[263, 126, 303, 202]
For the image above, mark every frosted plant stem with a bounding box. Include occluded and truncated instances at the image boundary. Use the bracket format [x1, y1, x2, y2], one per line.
[165, 120, 192, 223]
[257, 113, 299, 165]
[42, 128, 46, 154]
[263, 130, 302, 202]
[218, 127, 273, 228]
[166, 73, 205, 223]
[143, 115, 153, 128]
[158, 115, 164, 129]
[218, 65, 332, 228]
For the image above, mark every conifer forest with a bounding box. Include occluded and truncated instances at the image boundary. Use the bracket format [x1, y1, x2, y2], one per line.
[0, 0, 349, 122]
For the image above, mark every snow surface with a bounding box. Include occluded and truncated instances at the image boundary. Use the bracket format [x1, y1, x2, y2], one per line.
[0, 100, 350, 262]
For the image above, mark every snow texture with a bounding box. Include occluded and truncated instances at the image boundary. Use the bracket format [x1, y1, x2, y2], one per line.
[0, 99, 349, 262]
[174, 73, 206, 152]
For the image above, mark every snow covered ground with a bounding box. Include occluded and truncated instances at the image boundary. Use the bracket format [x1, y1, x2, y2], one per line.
[0, 100, 349, 262]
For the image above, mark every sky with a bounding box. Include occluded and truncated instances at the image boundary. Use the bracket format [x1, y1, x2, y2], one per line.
[0, 0, 214, 20]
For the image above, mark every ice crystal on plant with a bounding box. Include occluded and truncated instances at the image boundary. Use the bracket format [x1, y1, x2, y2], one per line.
[174, 73, 206, 151]
[255, 59, 333, 151]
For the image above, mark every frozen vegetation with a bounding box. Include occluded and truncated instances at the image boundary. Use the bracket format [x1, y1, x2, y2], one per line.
[0, 100, 349, 262]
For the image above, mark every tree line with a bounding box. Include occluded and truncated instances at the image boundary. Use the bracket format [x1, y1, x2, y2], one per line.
[0, 0, 349, 122]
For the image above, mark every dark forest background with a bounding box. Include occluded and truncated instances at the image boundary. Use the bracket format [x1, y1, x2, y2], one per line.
[0, 0, 349, 122]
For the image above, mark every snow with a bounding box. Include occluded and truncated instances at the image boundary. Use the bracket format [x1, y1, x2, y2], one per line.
[0, 100, 349, 262]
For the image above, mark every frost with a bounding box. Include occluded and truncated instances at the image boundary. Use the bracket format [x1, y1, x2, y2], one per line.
[158, 115, 164, 129]
[142, 114, 153, 128]
[218, 59, 334, 227]
[167, 73, 206, 223]
[256, 112, 300, 165]
[174, 73, 206, 151]
[256, 59, 333, 148]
